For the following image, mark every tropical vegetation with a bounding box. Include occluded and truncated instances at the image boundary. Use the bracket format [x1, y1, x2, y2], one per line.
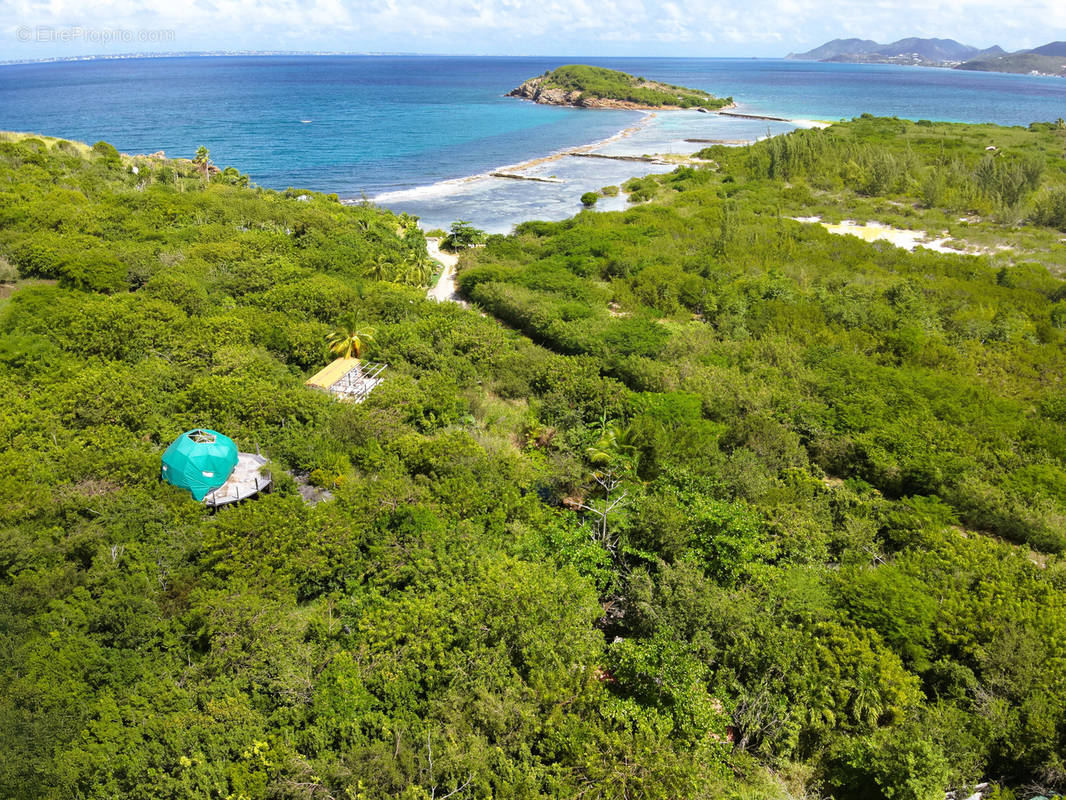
[1, 118, 1065, 800]
[511, 64, 733, 109]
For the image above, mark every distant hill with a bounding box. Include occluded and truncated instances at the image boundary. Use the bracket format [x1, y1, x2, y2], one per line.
[1030, 41, 1066, 57]
[955, 41, 1066, 76]
[787, 36, 1066, 76]
[789, 37, 999, 66]
[957, 50, 1066, 77]
[788, 38, 881, 61]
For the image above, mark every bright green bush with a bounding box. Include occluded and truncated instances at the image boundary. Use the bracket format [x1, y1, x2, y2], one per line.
[532, 64, 731, 109]
[3, 120, 1066, 800]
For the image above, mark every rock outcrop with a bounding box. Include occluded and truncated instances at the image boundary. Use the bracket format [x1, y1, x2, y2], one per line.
[507, 75, 731, 111]
[507, 76, 671, 109]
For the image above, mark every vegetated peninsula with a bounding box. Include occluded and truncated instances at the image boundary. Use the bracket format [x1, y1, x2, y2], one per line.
[507, 64, 733, 110]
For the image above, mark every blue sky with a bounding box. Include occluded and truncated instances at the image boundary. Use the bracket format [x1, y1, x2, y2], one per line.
[2, 0, 1064, 60]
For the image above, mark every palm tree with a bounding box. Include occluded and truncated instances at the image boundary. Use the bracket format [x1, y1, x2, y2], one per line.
[327, 324, 375, 359]
[397, 254, 432, 286]
[193, 145, 212, 179]
[847, 667, 884, 728]
[579, 422, 641, 556]
[586, 422, 639, 470]
[364, 254, 395, 282]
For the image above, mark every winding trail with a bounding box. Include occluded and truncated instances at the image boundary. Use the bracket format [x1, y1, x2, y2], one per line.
[425, 237, 464, 305]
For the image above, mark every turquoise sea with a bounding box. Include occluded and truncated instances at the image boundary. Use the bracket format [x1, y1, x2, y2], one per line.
[2, 55, 1065, 231]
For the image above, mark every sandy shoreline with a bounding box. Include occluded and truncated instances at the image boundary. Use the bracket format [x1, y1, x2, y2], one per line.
[366, 106, 821, 207]
[369, 111, 658, 204]
[491, 112, 658, 173]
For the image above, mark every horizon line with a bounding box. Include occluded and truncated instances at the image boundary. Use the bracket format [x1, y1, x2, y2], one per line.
[0, 50, 784, 67]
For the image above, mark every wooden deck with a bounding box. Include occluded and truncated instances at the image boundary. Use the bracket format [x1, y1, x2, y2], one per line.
[327, 361, 385, 402]
[305, 358, 386, 403]
[204, 452, 271, 507]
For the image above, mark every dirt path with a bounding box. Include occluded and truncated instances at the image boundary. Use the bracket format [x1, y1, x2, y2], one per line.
[426, 237, 464, 304]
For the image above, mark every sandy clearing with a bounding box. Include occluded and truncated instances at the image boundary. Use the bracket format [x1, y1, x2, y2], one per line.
[426, 237, 464, 304]
[790, 216, 1005, 255]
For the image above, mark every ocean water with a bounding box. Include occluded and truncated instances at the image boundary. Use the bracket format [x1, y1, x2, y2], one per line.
[2, 56, 1065, 231]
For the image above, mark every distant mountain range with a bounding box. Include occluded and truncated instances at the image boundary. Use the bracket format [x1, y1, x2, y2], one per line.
[788, 37, 1066, 76]
[789, 37, 1003, 66]
[958, 41, 1066, 77]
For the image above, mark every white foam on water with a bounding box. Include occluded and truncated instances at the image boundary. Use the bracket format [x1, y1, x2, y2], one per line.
[368, 109, 802, 233]
[368, 112, 657, 207]
[370, 174, 494, 205]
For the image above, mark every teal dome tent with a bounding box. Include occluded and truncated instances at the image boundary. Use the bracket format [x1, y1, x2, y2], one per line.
[161, 429, 239, 501]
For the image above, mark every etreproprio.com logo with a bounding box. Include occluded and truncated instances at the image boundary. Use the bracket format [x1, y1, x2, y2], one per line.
[16, 26, 176, 44]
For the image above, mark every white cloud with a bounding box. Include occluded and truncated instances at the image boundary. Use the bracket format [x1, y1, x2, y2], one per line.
[1, 0, 1063, 58]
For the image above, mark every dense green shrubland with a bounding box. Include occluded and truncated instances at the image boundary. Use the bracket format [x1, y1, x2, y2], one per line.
[524, 64, 732, 109]
[701, 114, 1066, 221]
[1, 120, 1065, 800]
[462, 117, 1066, 553]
